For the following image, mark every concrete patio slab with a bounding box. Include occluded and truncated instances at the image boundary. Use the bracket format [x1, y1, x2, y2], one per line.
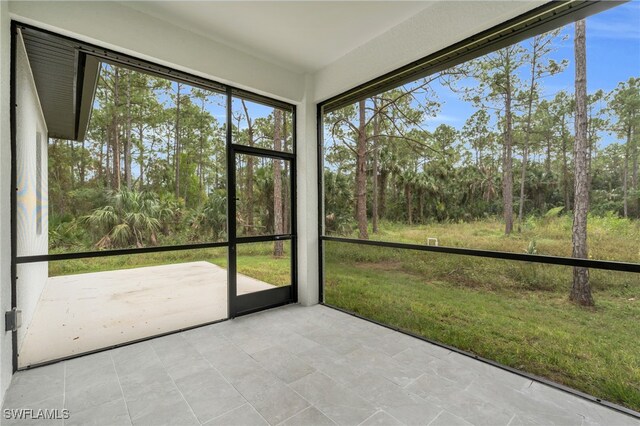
[17, 261, 274, 367]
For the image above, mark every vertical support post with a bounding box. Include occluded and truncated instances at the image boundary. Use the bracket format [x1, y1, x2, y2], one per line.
[9, 21, 18, 373]
[226, 87, 237, 318]
[317, 103, 324, 304]
[290, 107, 298, 303]
[296, 75, 319, 306]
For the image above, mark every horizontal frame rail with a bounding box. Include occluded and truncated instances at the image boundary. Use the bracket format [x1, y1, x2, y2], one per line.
[15, 241, 229, 264]
[231, 88, 295, 113]
[232, 144, 295, 161]
[236, 234, 293, 244]
[321, 236, 640, 273]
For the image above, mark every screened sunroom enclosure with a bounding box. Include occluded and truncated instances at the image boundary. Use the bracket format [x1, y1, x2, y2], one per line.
[3, 0, 640, 423]
[12, 24, 297, 367]
[317, 0, 640, 416]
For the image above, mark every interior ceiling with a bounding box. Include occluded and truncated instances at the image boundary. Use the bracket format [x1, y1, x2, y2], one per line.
[121, 1, 434, 73]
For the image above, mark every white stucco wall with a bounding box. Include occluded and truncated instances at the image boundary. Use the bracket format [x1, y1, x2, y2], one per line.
[14, 31, 48, 361]
[0, 0, 13, 405]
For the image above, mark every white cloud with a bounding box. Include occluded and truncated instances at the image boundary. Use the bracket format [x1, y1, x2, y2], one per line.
[423, 113, 460, 123]
[588, 4, 640, 40]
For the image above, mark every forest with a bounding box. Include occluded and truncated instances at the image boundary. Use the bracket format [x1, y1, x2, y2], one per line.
[48, 65, 292, 254]
[323, 21, 640, 307]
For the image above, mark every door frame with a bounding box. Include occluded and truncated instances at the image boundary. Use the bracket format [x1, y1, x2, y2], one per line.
[226, 90, 297, 317]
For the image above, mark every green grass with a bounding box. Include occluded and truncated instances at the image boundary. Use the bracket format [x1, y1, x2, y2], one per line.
[324, 239, 640, 411]
[49, 242, 292, 286]
[336, 214, 640, 264]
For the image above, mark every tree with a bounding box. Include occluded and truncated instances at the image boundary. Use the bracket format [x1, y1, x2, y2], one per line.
[84, 190, 162, 249]
[460, 44, 526, 235]
[551, 91, 574, 211]
[570, 19, 593, 307]
[371, 96, 382, 233]
[609, 78, 640, 218]
[326, 80, 443, 239]
[130, 74, 167, 190]
[174, 82, 182, 199]
[517, 30, 566, 228]
[273, 109, 284, 256]
[240, 100, 256, 234]
[462, 109, 490, 167]
[124, 70, 133, 190]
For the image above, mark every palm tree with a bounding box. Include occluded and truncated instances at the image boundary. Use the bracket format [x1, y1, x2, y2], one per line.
[187, 192, 227, 242]
[324, 171, 353, 235]
[84, 190, 162, 249]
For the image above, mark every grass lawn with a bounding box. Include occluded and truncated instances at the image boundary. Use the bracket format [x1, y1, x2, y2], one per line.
[324, 239, 640, 412]
[48, 242, 292, 286]
[339, 215, 640, 264]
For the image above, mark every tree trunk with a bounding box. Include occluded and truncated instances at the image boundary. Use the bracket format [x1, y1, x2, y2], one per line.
[166, 130, 172, 178]
[105, 131, 111, 189]
[282, 115, 289, 235]
[125, 71, 132, 190]
[199, 98, 206, 194]
[632, 116, 638, 216]
[518, 42, 539, 229]
[570, 19, 593, 307]
[241, 100, 255, 235]
[503, 68, 514, 235]
[587, 103, 596, 196]
[623, 127, 629, 218]
[98, 138, 105, 186]
[138, 122, 145, 190]
[561, 114, 571, 211]
[68, 140, 75, 189]
[372, 104, 380, 234]
[80, 139, 86, 185]
[405, 184, 413, 225]
[356, 100, 369, 239]
[273, 110, 284, 256]
[112, 69, 121, 191]
[379, 169, 388, 219]
[545, 138, 552, 175]
[175, 83, 182, 199]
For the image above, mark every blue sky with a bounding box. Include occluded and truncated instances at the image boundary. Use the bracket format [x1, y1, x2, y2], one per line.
[156, 85, 279, 135]
[418, 2, 640, 150]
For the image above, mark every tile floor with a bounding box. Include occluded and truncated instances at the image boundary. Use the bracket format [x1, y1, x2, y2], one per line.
[2, 304, 638, 426]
